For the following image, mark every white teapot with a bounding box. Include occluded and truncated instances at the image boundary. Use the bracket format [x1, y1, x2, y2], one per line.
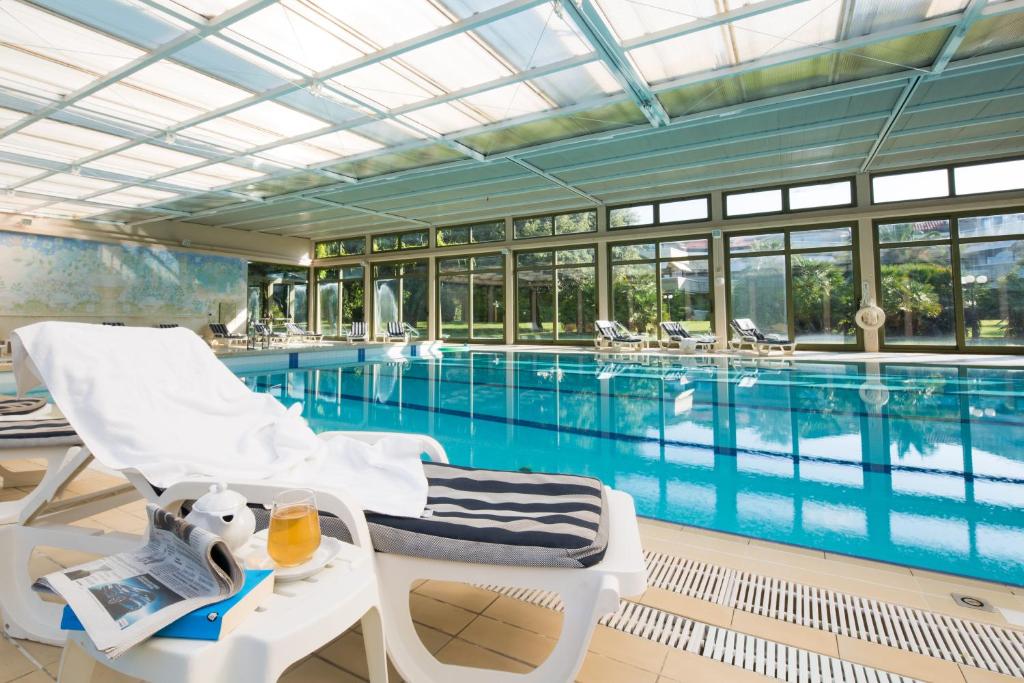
[185, 483, 256, 551]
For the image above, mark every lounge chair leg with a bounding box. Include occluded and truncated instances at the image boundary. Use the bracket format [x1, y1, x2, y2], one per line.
[0, 525, 138, 645]
[377, 555, 620, 683]
[57, 639, 97, 683]
[361, 606, 388, 683]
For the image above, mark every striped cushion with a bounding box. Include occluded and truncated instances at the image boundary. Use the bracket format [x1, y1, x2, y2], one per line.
[0, 418, 82, 448]
[0, 396, 47, 416]
[253, 463, 609, 568]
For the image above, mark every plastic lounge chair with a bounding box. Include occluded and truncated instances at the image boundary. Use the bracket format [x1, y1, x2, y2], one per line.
[659, 321, 717, 352]
[285, 322, 325, 346]
[346, 321, 369, 343]
[251, 322, 288, 348]
[3, 324, 647, 683]
[594, 320, 644, 352]
[381, 321, 413, 342]
[155, 323, 178, 329]
[729, 318, 797, 355]
[208, 323, 247, 347]
[100, 322, 124, 327]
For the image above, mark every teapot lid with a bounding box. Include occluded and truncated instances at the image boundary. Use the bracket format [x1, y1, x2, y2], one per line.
[192, 483, 247, 516]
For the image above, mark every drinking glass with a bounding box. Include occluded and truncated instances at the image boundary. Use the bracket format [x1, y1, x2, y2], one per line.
[267, 489, 321, 568]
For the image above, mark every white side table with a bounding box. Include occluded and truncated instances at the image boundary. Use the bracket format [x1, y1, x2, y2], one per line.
[57, 541, 386, 683]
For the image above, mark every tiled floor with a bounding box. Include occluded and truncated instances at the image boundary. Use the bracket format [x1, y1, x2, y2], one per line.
[2, 466, 1022, 683]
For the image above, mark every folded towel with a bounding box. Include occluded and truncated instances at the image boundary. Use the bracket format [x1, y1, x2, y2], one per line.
[12, 322, 428, 517]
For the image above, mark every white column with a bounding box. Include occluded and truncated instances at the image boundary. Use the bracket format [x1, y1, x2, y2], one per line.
[855, 174, 880, 352]
[427, 255, 437, 341]
[504, 217, 515, 345]
[596, 205, 609, 321]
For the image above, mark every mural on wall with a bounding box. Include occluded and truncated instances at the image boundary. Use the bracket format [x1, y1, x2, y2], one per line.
[0, 231, 246, 320]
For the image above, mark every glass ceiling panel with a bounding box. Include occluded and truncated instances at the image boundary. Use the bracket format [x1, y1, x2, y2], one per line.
[0, 46, 95, 99]
[330, 62, 438, 109]
[93, 186, 180, 207]
[324, 142, 464, 179]
[79, 84, 206, 129]
[530, 63, 621, 106]
[628, 23, 732, 83]
[20, 173, 120, 199]
[0, 119, 128, 163]
[257, 130, 384, 166]
[35, 201, 108, 218]
[461, 4, 592, 72]
[844, 0, 967, 35]
[0, 2, 143, 75]
[656, 78, 743, 117]
[87, 144, 208, 178]
[0, 161, 40, 185]
[402, 103, 484, 136]
[0, 194, 44, 212]
[0, 107, 24, 127]
[150, 1, 245, 19]
[163, 162, 264, 190]
[592, 0, 720, 43]
[728, 0, 842, 63]
[403, 84, 553, 135]
[184, 101, 329, 152]
[953, 14, 1024, 59]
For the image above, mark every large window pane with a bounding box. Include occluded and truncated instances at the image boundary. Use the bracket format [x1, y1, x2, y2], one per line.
[472, 271, 504, 340]
[792, 251, 856, 344]
[790, 226, 852, 249]
[555, 210, 596, 235]
[788, 180, 852, 210]
[661, 259, 712, 335]
[611, 263, 658, 335]
[517, 269, 554, 341]
[609, 204, 654, 228]
[959, 239, 1024, 347]
[954, 159, 1024, 195]
[878, 219, 950, 243]
[341, 277, 364, 328]
[318, 282, 338, 336]
[730, 254, 787, 336]
[879, 244, 955, 345]
[514, 216, 552, 239]
[556, 267, 596, 341]
[373, 260, 427, 336]
[611, 242, 656, 261]
[729, 232, 784, 254]
[439, 273, 470, 340]
[872, 169, 949, 203]
[957, 212, 1024, 239]
[726, 189, 782, 216]
[659, 197, 708, 223]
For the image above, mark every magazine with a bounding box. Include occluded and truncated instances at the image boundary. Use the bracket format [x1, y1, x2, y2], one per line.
[33, 504, 243, 659]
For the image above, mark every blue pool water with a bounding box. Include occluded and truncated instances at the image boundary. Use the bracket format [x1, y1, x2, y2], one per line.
[240, 350, 1024, 586]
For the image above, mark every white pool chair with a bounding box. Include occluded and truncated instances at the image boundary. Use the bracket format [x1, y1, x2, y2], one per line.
[3, 324, 647, 683]
[285, 321, 325, 346]
[379, 321, 420, 343]
[659, 321, 716, 352]
[729, 318, 797, 355]
[208, 323, 247, 347]
[346, 321, 369, 343]
[594, 320, 644, 352]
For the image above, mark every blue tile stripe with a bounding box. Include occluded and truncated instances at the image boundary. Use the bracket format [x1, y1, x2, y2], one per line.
[288, 352, 298, 369]
[358, 348, 366, 362]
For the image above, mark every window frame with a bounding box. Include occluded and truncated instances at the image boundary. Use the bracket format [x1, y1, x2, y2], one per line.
[512, 208, 598, 240]
[513, 243, 598, 345]
[435, 219, 506, 248]
[434, 251, 506, 342]
[723, 178, 855, 219]
[370, 228, 430, 254]
[607, 194, 711, 230]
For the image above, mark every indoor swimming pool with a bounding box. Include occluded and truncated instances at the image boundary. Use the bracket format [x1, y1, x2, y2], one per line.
[241, 350, 1024, 586]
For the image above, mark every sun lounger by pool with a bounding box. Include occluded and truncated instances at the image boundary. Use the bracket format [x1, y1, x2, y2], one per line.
[594, 320, 645, 352]
[659, 321, 717, 352]
[729, 318, 797, 355]
[1, 323, 646, 683]
[346, 321, 369, 343]
[379, 321, 419, 343]
[208, 322, 247, 347]
[285, 321, 325, 346]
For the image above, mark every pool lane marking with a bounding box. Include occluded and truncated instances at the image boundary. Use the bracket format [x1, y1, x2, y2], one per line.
[290, 384, 1024, 487]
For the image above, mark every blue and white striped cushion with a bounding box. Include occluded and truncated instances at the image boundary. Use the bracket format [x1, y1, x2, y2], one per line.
[0, 396, 47, 416]
[0, 418, 82, 448]
[253, 462, 609, 568]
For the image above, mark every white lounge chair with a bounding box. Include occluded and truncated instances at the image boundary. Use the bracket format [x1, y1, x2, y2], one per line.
[2, 324, 647, 683]
[285, 321, 325, 346]
[659, 321, 716, 352]
[729, 318, 797, 355]
[345, 321, 369, 343]
[594, 320, 644, 352]
[379, 321, 419, 343]
[208, 323, 247, 347]
[251, 321, 288, 348]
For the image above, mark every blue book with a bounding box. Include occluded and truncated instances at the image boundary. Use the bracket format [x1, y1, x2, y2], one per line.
[61, 569, 274, 641]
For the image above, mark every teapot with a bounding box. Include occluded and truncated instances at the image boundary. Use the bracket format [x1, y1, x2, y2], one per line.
[185, 483, 256, 551]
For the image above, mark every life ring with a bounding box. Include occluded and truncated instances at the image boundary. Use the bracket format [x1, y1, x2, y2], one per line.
[855, 305, 886, 330]
[859, 382, 890, 408]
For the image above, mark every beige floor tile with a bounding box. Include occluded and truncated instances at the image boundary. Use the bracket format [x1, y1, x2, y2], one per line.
[748, 538, 825, 560]
[0, 487, 26, 502]
[638, 587, 734, 627]
[586, 624, 668, 673]
[919, 593, 1014, 627]
[0, 639, 36, 683]
[413, 580, 499, 614]
[958, 664, 1024, 682]
[317, 631, 372, 679]
[911, 569, 1017, 595]
[661, 649, 772, 682]
[408, 594, 477, 636]
[458, 615, 555, 667]
[836, 634, 966, 682]
[279, 656, 364, 683]
[40, 545, 102, 569]
[729, 611, 839, 657]
[825, 553, 921, 576]
[435, 638, 533, 673]
[575, 650, 659, 683]
[7, 670, 56, 683]
[482, 596, 564, 639]
[12, 639, 63, 667]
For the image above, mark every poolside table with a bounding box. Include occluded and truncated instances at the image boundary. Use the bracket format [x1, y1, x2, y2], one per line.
[57, 540, 386, 683]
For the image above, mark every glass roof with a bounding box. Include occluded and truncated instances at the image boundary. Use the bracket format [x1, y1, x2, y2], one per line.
[0, 0, 1017, 223]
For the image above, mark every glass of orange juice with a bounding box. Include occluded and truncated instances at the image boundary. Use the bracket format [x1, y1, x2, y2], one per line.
[267, 489, 321, 568]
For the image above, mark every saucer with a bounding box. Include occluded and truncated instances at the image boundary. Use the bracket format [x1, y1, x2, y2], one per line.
[247, 530, 343, 582]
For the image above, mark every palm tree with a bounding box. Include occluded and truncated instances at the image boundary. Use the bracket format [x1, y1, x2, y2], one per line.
[881, 270, 942, 337]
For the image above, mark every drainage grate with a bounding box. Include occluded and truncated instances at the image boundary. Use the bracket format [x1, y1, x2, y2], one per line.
[481, 584, 922, 683]
[644, 551, 1024, 678]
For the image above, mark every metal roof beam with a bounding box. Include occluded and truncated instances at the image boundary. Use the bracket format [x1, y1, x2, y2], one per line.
[556, 0, 669, 127]
[860, 0, 991, 171]
[508, 157, 603, 204]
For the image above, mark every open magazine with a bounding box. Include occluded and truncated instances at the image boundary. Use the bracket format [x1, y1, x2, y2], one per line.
[33, 504, 243, 659]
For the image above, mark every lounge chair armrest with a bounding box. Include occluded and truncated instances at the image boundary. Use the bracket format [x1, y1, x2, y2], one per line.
[155, 477, 374, 550]
[330, 430, 449, 464]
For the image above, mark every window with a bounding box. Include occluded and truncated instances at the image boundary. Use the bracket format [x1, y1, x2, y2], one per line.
[725, 189, 783, 217]
[872, 169, 950, 203]
[788, 180, 852, 210]
[609, 196, 709, 229]
[316, 265, 364, 336]
[372, 260, 428, 336]
[248, 262, 309, 330]
[609, 237, 712, 339]
[728, 226, 858, 345]
[954, 159, 1024, 196]
[314, 237, 365, 258]
[513, 209, 596, 239]
[877, 211, 1024, 350]
[371, 229, 429, 253]
[436, 220, 505, 247]
[437, 253, 505, 341]
[876, 220, 955, 346]
[515, 246, 596, 342]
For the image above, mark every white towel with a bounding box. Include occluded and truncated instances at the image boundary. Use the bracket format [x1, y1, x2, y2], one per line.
[11, 322, 427, 517]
